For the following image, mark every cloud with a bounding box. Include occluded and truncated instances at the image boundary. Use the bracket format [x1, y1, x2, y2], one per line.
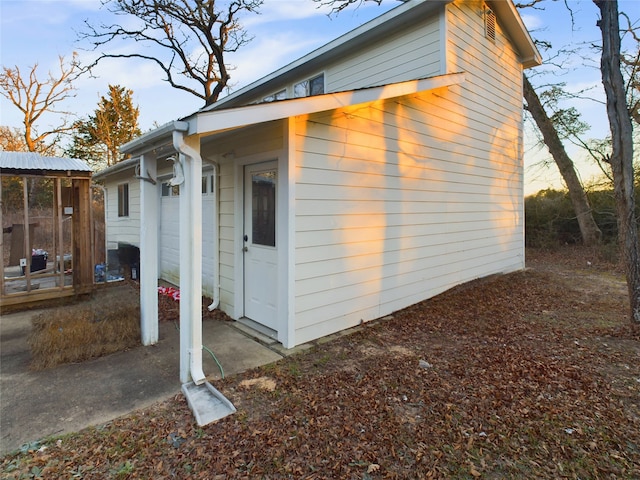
[225, 31, 328, 91]
[242, 0, 334, 28]
[1, 0, 101, 28]
[520, 13, 543, 32]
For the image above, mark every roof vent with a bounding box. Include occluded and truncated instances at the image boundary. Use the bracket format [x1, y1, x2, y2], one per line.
[485, 6, 496, 42]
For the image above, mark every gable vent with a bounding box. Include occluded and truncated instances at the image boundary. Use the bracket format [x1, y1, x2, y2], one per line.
[484, 6, 496, 42]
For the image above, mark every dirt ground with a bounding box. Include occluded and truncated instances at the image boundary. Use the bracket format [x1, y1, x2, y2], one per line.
[2, 246, 638, 479]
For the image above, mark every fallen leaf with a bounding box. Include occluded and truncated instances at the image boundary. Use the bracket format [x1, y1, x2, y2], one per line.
[367, 463, 380, 473]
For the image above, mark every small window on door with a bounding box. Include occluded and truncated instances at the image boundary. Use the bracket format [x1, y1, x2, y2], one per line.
[118, 183, 129, 217]
[252, 170, 276, 247]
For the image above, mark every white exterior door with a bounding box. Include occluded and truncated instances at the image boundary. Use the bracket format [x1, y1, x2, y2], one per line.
[243, 161, 278, 330]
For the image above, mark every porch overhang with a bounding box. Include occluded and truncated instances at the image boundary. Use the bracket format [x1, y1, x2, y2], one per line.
[189, 73, 466, 138]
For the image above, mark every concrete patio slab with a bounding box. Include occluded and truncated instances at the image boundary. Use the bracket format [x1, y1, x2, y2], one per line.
[0, 308, 283, 455]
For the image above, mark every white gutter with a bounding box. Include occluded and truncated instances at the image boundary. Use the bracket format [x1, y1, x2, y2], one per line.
[173, 128, 206, 386]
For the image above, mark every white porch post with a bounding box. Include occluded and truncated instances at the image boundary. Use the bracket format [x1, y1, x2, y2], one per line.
[178, 135, 204, 384]
[140, 153, 159, 345]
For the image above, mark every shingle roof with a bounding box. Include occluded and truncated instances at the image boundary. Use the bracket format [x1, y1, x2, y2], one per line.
[0, 151, 92, 173]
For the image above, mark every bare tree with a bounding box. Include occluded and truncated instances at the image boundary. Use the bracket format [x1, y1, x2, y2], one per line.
[313, 0, 381, 14]
[594, 0, 639, 323]
[523, 74, 602, 245]
[0, 55, 79, 154]
[620, 12, 640, 126]
[313, 0, 547, 13]
[80, 0, 263, 107]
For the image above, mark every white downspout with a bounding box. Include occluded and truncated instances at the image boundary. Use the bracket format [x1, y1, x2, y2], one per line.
[173, 129, 206, 386]
[203, 158, 220, 312]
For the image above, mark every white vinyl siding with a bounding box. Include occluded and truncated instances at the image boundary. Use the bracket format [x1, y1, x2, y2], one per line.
[103, 167, 217, 297]
[238, 9, 443, 106]
[99, 0, 532, 350]
[218, 161, 236, 312]
[292, 55, 524, 344]
[104, 173, 140, 250]
[159, 191, 180, 287]
[157, 167, 216, 297]
[444, 0, 525, 253]
[327, 14, 442, 92]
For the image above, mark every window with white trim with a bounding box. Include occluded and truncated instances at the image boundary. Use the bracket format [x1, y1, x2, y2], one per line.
[118, 183, 129, 217]
[262, 89, 287, 103]
[294, 73, 325, 98]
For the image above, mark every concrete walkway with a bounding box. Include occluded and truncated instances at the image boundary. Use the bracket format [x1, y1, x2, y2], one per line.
[0, 308, 285, 455]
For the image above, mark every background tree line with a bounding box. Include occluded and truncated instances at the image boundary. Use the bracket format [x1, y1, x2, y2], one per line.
[525, 184, 638, 248]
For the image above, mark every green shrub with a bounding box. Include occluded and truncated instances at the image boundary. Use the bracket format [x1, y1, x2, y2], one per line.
[525, 189, 582, 247]
[525, 186, 636, 247]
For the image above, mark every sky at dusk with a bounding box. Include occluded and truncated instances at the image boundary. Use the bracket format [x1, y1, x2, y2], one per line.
[0, 0, 638, 194]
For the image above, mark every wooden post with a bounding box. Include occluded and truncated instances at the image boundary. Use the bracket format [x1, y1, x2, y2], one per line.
[71, 178, 93, 293]
[56, 178, 64, 290]
[22, 177, 31, 292]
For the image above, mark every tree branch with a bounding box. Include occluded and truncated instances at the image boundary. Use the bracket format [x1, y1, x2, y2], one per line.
[79, 0, 262, 106]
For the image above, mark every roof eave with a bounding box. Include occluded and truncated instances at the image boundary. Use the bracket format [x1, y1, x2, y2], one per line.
[487, 0, 542, 69]
[119, 120, 189, 155]
[93, 156, 139, 181]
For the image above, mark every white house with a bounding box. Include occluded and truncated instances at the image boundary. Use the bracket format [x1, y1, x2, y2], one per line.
[94, 0, 540, 383]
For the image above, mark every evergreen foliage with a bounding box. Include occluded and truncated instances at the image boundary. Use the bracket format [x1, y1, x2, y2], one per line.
[67, 85, 141, 169]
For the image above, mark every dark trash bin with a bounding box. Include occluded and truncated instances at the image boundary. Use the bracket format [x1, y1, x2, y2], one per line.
[22, 254, 47, 274]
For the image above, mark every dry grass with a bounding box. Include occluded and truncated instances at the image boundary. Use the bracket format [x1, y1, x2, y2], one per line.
[27, 285, 140, 370]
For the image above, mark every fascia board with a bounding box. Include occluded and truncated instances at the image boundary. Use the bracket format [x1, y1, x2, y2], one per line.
[93, 156, 138, 181]
[487, 0, 542, 69]
[120, 121, 189, 155]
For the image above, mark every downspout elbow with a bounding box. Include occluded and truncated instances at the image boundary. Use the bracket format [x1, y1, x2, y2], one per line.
[190, 351, 207, 386]
[207, 300, 220, 311]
